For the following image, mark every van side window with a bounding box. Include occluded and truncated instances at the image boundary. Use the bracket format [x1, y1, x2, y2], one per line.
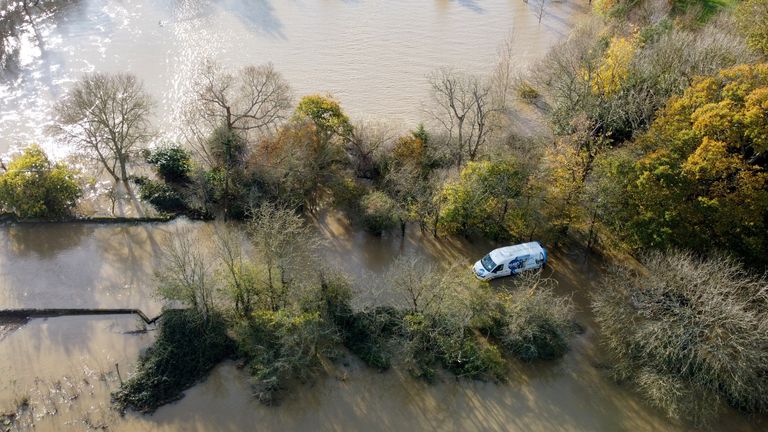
[493, 264, 503, 273]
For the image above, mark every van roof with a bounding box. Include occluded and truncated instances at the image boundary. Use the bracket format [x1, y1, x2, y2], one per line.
[489, 242, 544, 262]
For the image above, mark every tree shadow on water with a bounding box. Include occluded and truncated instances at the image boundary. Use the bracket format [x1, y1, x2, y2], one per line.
[1, 223, 90, 259]
[216, 0, 285, 39]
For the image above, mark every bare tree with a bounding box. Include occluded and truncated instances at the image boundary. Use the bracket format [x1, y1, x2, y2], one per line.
[186, 61, 292, 166]
[427, 68, 499, 169]
[214, 225, 260, 317]
[247, 202, 321, 310]
[593, 251, 768, 425]
[346, 120, 394, 179]
[51, 72, 153, 197]
[156, 227, 217, 320]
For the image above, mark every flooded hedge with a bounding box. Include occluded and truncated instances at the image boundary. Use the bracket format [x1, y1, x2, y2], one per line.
[112, 310, 234, 413]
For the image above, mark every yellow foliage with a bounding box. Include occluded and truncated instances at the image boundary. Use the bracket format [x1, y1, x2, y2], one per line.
[591, 35, 637, 96]
[593, 0, 618, 15]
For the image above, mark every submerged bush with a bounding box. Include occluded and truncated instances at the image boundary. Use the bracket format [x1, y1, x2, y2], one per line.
[402, 312, 506, 381]
[233, 309, 339, 405]
[359, 190, 398, 234]
[112, 310, 233, 413]
[592, 251, 768, 425]
[134, 176, 187, 213]
[499, 286, 574, 361]
[476, 274, 575, 362]
[146, 145, 192, 183]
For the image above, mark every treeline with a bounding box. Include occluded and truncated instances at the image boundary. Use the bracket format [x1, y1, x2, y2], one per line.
[112, 205, 575, 412]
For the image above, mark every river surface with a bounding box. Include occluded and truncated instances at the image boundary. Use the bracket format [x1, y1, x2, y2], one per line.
[0, 0, 585, 155]
[1, 217, 766, 431]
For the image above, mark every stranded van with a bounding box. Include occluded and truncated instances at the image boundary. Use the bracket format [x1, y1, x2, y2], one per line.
[473, 242, 547, 281]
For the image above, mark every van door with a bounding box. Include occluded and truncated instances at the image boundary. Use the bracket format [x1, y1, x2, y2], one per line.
[508, 257, 525, 274]
[491, 263, 509, 278]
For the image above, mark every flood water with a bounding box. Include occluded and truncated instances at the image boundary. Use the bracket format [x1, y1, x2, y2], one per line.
[0, 0, 585, 155]
[1, 217, 766, 431]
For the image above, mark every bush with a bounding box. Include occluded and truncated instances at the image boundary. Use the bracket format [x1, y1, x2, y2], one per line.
[233, 310, 338, 404]
[0, 145, 81, 219]
[499, 287, 573, 361]
[320, 273, 401, 370]
[134, 177, 187, 213]
[402, 312, 506, 381]
[516, 81, 539, 103]
[592, 251, 768, 425]
[146, 145, 192, 183]
[112, 310, 233, 413]
[359, 190, 398, 234]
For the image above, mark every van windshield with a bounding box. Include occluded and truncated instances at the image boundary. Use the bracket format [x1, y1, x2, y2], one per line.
[480, 255, 496, 271]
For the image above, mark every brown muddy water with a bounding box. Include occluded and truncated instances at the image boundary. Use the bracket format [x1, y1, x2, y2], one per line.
[0, 0, 585, 155]
[1, 217, 766, 431]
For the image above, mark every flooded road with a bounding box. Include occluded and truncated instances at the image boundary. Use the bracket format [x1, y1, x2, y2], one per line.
[0, 0, 585, 154]
[1, 217, 766, 431]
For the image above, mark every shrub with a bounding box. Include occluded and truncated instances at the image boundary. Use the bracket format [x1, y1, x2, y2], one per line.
[0, 145, 81, 219]
[477, 274, 574, 362]
[320, 273, 401, 370]
[134, 177, 187, 213]
[499, 287, 573, 361]
[146, 145, 192, 183]
[516, 81, 539, 103]
[112, 310, 233, 413]
[359, 190, 398, 234]
[402, 312, 506, 381]
[592, 251, 768, 425]
[233, 310, 338, 405]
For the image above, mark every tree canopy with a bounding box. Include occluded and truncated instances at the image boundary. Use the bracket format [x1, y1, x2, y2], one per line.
[0, 145, 81, 218]
[612, 64, 768, 265]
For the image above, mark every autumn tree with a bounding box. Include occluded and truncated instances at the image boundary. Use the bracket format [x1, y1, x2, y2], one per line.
[611, 64, 768, 265]
[252, 120, 347, 210]
[736, 0, 768, 56]
[293, 94, 353, 143]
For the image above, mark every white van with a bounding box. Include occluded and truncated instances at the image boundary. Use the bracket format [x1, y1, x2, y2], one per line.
[472, 242, 547, 281]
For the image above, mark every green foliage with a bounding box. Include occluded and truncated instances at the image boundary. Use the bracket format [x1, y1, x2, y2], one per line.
[592, 251, 768, 425]
[402, 312, 506, 381]
[233, 309, 338, 404]
[439, 160, 525, 239]
[359, 190, 398, 234]
[0, 145, 81, 219]
[613, 64, 768, 265]
[134, 176, 187, 213]
[146, 145, 192, 183]
[736, 0, 768, 56]
[112, 310, 233, 413]
[475, 274, 574, 362]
